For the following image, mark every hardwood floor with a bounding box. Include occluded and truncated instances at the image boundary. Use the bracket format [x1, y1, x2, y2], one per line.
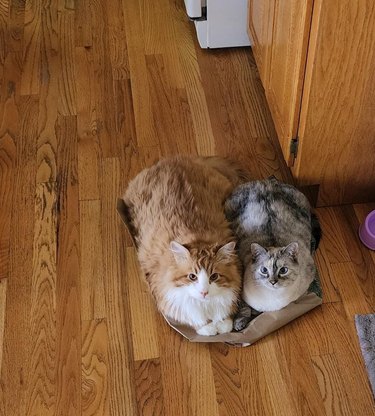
[0, 0, 374, 415]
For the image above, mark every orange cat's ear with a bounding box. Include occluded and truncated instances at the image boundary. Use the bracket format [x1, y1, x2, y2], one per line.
[170, 241, 191, 264]
[216, 241, 236, 262]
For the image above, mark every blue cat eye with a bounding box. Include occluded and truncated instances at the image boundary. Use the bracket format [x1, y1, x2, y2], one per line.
[188, 273, 197, 281]
[260, 266, 268, 275]
[279, 267, 288, 275]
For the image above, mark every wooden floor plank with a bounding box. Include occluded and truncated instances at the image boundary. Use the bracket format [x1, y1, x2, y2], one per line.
[210, 343, 248, 416]
[57, 9, 76, 116]
[20, 0, 41, 95]
[126, 247, 159, 361]
[100, 158, 137, 416]
[239, 341, 276, 416]
[134, 358, 165, 416]
[316, 207, 351, 264]
[158, 322, 219, 416]
[312, 354, 354, 416]
[81, 319, 109, 416]
[258, 335, 300, 416]
[314, 240, 341, 304]
[277, 324, 326, 416]
[1, 94, 38, 416]
[79, 200, 106, 320]
[55, 114, 81, 416]
[25, 182, 57, 416]
[322, 303, 375, 413]
[0, 279, 6, 375]
[122, 0, 159, 148]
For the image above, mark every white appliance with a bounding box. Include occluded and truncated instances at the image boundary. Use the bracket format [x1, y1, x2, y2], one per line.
[184, 0, 251, 48]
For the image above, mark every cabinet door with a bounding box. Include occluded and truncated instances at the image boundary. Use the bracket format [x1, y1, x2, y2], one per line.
[248, 0, 274, 88]
[266, 0, 313, 165]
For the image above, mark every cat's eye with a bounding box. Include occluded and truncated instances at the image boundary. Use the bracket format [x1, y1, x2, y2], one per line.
[188, 273, 197, 281]
[210, 273, 219, 282]
[260, 266, 268, 275]
[279, 267, 288, 275]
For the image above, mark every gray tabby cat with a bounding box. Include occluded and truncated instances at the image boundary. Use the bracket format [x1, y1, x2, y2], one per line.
[225, 178, 321, 331]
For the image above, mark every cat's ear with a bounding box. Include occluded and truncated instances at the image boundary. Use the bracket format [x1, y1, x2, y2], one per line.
[282, 242, 299, 261]
[170, 241, 191, 264]
[250, 243, 267, 260]
[216, 241, 236, 261]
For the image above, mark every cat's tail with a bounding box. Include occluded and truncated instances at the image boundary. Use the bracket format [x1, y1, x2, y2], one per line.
[194, 156, 251, 187]
[118, 198, 139, 248]
[310, 212, 322, 252]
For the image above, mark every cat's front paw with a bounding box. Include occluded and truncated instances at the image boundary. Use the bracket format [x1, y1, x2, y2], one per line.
[216, 318, 233, 334]
[233, 316, 251, 332]
[197, 322, 218, 336]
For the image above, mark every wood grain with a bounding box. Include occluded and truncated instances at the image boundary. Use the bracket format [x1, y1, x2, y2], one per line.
[21, 0, 41, 95]
[258, 335, 299, 416]
[311, 354, 353, 415]
[316, 207, 350, 264]
[0, 0, 374, 414]
[79, 200, 105, 320]
[322, 303, 375, 413]
[293, 0, 375, 205]
[314, 240, 341, 304]
[248, 0, 274, 88]
[25, 182, 57, 416]
[58, 10, 76, 115]
[0, 51, 21, 280]
[55, 114, 81, 416]
[134, 358, 165, 416]
[210, 343, 248, 415]
[0, 279, 6, 375]
[1, 95, 38, 416]
[100, 158, 136, 416]
[264, 0, 313, 164]
[277, 324, 326, 416]
[239, 341, 275, 416]
[81, 319, 109, 416]
[126, 247, 159, 361]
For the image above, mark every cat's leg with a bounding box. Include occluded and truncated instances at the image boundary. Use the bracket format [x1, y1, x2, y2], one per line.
[196, 322, 218, 336]
[216, 318, 233, 334]
[233, 301, 253, 332]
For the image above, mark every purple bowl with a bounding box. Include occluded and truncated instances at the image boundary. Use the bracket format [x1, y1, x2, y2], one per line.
[359, 210, 375, 250]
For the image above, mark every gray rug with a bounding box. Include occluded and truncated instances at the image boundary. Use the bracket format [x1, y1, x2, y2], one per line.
[355, 314, 375, 398]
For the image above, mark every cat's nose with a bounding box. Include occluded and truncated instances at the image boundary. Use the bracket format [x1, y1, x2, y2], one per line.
[201, 291, 208, 298]
[270, 280, 277, 286]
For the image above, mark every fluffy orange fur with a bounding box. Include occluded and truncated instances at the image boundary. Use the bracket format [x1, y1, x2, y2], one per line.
[123, 156, 244, 331]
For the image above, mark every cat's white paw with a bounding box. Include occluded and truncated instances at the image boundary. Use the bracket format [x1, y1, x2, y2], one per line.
[197, 323, 218, 336]
[216, 318, 233, 334]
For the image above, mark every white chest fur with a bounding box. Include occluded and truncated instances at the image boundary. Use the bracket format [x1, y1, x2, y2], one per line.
[164, 287, 235, 328]
[243, 278, 308, 312]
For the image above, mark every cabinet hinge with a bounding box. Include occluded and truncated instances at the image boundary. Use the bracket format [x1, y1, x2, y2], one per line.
[290, 137, 299, 158]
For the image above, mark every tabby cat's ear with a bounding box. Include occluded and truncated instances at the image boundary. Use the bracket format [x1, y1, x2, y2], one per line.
[282, 242, 299, 261]
[170, 241, 191, 264]
[250, 243, 267, 260]
[216, 241, 236, 261]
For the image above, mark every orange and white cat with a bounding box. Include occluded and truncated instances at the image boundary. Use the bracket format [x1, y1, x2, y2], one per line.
[122, 156, 245, 335]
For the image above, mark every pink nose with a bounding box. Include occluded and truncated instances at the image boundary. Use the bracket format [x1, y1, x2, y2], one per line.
[201, 291, 208, 298]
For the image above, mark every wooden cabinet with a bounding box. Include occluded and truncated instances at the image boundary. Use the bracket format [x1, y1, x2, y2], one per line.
[248, 0, 375, 206]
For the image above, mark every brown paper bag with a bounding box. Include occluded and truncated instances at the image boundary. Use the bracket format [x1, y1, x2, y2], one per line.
[117, 199, 322, 346]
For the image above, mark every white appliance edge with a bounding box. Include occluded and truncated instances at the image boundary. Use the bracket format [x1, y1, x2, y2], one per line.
[184, 0, 251, 48]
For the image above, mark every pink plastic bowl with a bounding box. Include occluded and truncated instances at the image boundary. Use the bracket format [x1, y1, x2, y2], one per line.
[359, 210, 375, 250]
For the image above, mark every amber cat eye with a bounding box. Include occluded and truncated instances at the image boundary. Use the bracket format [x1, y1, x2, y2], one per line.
[188, 273, 197, 281]
[210, 273, 219, 282]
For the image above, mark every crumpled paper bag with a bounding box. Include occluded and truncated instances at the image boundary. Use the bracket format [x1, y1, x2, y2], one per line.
[117, 199, 322, 346]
